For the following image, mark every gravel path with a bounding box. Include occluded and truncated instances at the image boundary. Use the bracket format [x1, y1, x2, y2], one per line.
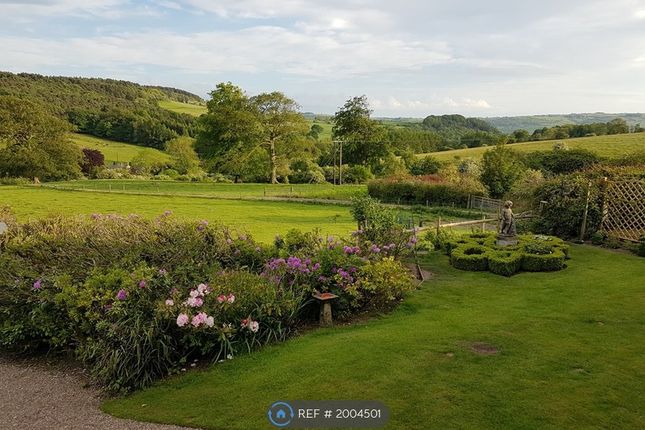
[0, 356, 196, 430]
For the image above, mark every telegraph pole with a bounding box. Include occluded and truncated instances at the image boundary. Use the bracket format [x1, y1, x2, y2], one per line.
[338, 140, 343, 185]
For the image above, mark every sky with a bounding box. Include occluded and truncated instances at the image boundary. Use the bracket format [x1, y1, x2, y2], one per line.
[1, 0, 644, 117]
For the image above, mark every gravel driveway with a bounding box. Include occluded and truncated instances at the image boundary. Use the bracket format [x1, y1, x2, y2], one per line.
[0, 356, 196, 430]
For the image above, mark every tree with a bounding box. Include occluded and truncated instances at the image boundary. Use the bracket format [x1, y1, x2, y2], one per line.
[250, 92, 309, 184]
[307, 124, 324, 140]
[196, 84, 309, 183]
[510, 129, 530, 143]
[81, 148, 105, 176]
[409, 155, 442, 175]
[166, 136, 201, 174]
[332, 96, 388, 166]
[606, 118, 629, 135]
[479, 143, 524, 199]
[0, 96, 81, 181]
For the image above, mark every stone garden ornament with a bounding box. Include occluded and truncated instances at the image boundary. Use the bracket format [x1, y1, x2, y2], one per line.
[497, 200, 518, 246]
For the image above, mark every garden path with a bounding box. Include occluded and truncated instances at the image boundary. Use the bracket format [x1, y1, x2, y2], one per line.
[0, 356, 197, 430]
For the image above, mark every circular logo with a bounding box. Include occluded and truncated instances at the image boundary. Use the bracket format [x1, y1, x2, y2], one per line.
[267, 401, 294, 427]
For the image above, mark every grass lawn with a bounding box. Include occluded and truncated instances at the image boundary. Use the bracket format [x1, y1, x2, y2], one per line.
[45, 180, 367, 201]
[103, 246, 645, 429]
[421, 132, 645, 162]
[0, 186, 356, 242]
[158, 100, 208, 116]
[70, 133, 171, 164]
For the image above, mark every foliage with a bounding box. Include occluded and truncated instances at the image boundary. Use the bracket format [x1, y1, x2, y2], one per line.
[409, 155, 442, 175]
[0, 72, 198, 149]
[0, 214, 414, 391]
[367, 177, 483, 206]
[445, 233, 569, 276]
[421, 114, 500, 148]
[81, 148, 105, 176]
[332, 95, 389, 166]
[525, 148, 601, 174]
[0, 96, 82, 181]
[532, 176, 603, 239]
[637, 237, 645, 257]
[479, 143, 524, 198]
[165, 136, 201, 174]
[288, 159, 326, 184]
[130, 150, 169, 175]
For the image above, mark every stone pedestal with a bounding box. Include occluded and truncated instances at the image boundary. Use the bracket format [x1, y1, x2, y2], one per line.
[313, 292, 338, 326]
[496, 234, 519, 247]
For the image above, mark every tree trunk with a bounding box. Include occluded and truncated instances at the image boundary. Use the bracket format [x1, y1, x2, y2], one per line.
[270, 140, 278, 184]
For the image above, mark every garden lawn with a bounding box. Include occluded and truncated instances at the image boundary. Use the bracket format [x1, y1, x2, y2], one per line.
[103, 245, 645, 430]
[44, 180, 367, 201]
[0, 186, 356, 242]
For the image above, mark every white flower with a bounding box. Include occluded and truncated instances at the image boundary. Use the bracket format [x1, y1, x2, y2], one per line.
[227, 354, 233, 360]
[205, 316, 214, 327]
[250, 321, 259, 333]
[165, 299, 174, 306]
[189, 289, 200, 298]
[197, 283, 209, 294]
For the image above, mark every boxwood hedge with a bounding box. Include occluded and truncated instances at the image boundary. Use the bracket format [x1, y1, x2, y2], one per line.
[444, 232, 569, 276]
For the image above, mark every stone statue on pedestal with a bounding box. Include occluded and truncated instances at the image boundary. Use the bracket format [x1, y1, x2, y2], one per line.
[497, 200, 518, 246]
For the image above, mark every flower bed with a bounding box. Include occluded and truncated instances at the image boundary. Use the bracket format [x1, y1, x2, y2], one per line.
[441, 233, 569, 276]
[0, 211, 415, 392]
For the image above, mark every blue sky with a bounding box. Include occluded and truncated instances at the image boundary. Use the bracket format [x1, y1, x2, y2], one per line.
[1, 0, 644, 117]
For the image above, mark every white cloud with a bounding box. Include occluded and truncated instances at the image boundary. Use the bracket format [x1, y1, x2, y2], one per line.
[0, 27, 453, 78]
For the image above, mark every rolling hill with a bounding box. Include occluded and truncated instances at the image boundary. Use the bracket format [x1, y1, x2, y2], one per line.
[418, 132, 645, 161]
[484, 113, 645, 134]
[70, 133, 171, 164]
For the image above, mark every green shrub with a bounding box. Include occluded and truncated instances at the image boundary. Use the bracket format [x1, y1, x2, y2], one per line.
[591, 231, 607, 245]
[521, 248, 566, 272]
[367, 178, 482, 206]
[353, 257, 416, 311]
[450, 245, 489, 271]
[636, 237, 645, 257]
[488, 251, 523, 277]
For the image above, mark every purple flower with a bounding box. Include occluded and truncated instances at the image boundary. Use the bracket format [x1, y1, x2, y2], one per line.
[138, 280, 147, 288]
[312, 262, 321, 271]
[116, 289, 127, 301]
[370, 244, 381, 253]
[32, 279, 42, 290]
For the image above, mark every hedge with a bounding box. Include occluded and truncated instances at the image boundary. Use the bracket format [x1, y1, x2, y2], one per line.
[444, 232, 569, 276]
[488, 251, 523, 277]
[450, 245, 489, 271]
[367, 179, 483, 206]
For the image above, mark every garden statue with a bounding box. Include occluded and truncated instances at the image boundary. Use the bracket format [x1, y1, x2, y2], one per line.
[497, 200, 518, 246]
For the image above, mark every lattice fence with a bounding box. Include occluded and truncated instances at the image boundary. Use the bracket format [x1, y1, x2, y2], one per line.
[602, 179, 645, 242]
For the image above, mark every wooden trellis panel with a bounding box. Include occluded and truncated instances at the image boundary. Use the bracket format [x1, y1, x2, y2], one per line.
[602, 179, 645, 242]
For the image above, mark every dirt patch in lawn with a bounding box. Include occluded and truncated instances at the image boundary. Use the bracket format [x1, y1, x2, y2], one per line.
[469, 342, 500, 355]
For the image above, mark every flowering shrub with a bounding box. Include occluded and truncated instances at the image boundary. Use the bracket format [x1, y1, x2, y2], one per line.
[0, 211, 415, 392]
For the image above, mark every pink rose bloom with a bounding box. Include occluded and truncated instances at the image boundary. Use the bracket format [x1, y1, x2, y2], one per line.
[240, 318, 249, 328]
[227, 293, 235, 304]
[165, 299, 174, 306]
[189, 289, 199, 298]
[217, 294, 226, 303]
[186, 296, 203, 308]
[176, 313, 189, 327]
[197, 283, 209, 295]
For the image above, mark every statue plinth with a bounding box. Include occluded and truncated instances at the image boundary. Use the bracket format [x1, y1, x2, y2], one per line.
[496, 234, 519, 246]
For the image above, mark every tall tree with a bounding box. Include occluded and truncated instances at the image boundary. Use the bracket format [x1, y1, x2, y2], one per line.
[0, 96, 81, 181]
[332, 96, 388, 166]
[251, 92, 309, 183]
[479, 143, 524, 199]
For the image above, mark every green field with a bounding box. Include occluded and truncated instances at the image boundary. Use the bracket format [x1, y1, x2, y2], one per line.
[421, 132, 645, 161]
[158, 99, 207, 116]
[103, 245, 645, 429]
[45, 180, 366, 201]
[70, 133, 171, 164]
[0, 186, 357, 242]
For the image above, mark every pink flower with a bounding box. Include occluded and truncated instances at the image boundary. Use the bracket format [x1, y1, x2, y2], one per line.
[176, 313, 189, 327]
[197, 283, 209, 295]
[158, 269, 168, 276]
[227, 293, 236, 304]
[33, 280, 42, 290]
[186, 296, 203, 308]
[192, 312, 208, 327]
[165, 299, 174, 306]
[116, 289, 127, 301]
[189, 289, 200, 298]
[240, 318, 249, 328]
[217, 294, 226, 304]
[138, 280, 147, 288]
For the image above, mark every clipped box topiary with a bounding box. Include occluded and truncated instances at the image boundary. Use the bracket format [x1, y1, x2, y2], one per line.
[450, 245, 490, 271]
[488, 251, 523, 277]
[521, 248, 567, 272]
